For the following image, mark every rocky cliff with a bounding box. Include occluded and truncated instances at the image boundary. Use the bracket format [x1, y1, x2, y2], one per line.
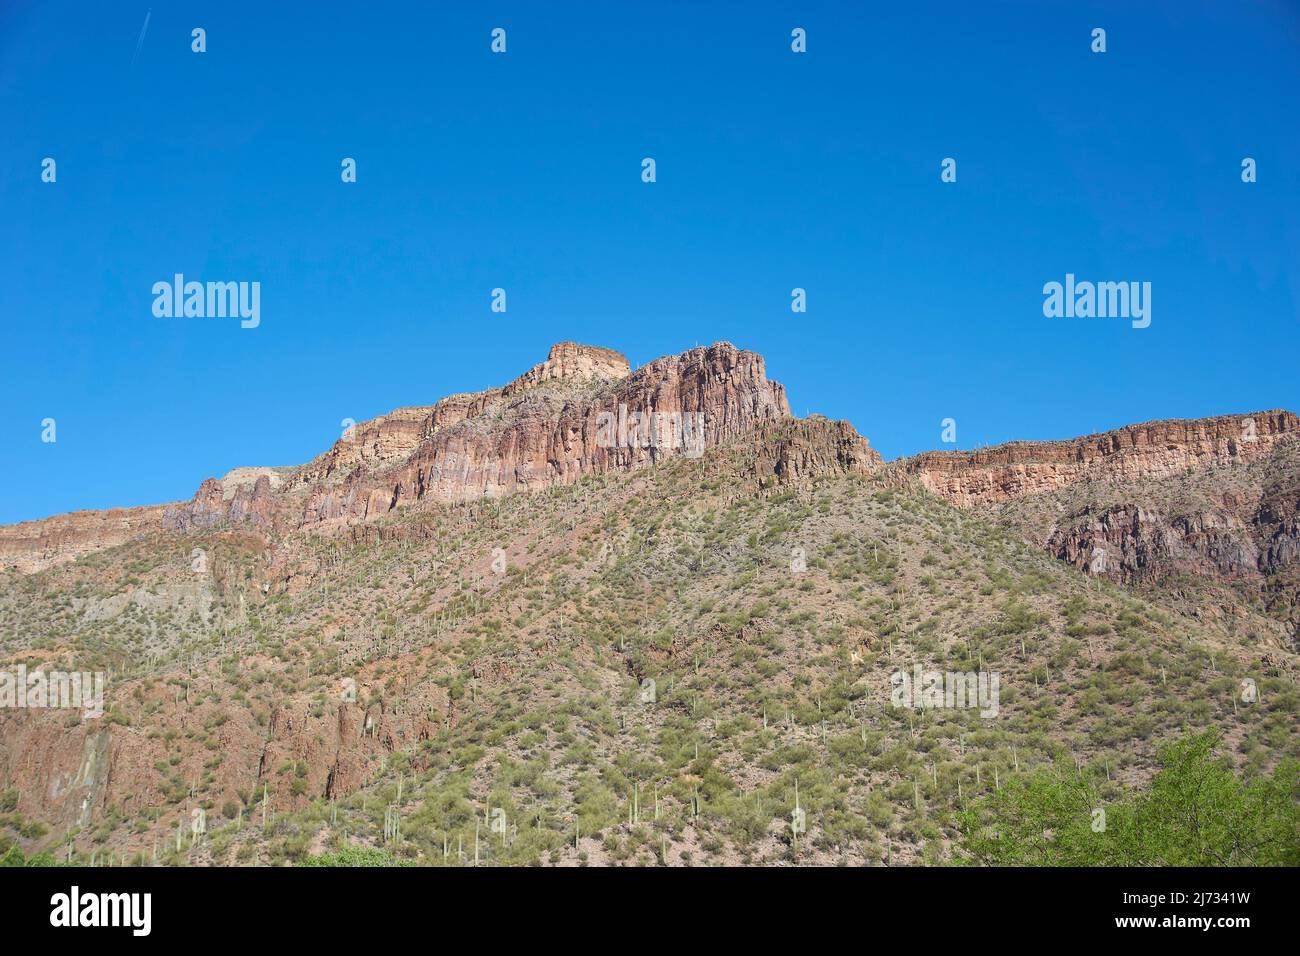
[285, 341, 795, 525]
[897, 411, 1300, 638]
[2, 342, 853, 571]
[900, 411, 1299, 509]
[6, 349, 1292, 619]
[0, 506, 170, 574]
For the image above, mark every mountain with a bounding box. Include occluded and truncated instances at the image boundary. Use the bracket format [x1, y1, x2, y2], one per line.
[2, 343, 867, 572]
[1, 343, 1296, 866]
[899, 412, 1300, 645]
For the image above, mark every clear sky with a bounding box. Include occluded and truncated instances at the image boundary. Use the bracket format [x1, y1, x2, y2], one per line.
[3, 1, 1298, 525]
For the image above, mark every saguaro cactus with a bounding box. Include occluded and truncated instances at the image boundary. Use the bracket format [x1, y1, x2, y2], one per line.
[790, 778, 806, 847]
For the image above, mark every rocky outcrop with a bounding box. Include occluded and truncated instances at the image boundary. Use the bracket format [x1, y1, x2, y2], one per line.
[748, 416, 882, 488]
[278, 341, 796, 525]
[1258, 483, 1300, 575]
[162, 474, 276, 533]
[1044, 489, 1300, 640]
[0, 505, 169, 574]
[902, 411, 1299, 509]
[0, 343, 815, 569]
[1047, 504, 1261, 583]
[898, 410, 1300, 638]
[292, 406, 440, 487]
[502, 341, 630, 394]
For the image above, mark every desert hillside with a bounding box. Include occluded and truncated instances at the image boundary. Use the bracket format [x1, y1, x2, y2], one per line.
[1, 344, 1296, 866]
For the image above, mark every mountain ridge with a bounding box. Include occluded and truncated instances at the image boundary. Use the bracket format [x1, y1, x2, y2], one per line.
[2, 342, 1291, 578]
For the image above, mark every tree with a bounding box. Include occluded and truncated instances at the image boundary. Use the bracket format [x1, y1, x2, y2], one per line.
[957, 730, 1300, 866]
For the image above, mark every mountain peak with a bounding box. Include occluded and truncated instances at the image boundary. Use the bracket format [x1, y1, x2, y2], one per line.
[1, 342, 862, 571]
[504, 343, 631, 394]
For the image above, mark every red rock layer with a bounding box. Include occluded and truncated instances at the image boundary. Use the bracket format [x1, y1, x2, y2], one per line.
[901, 411, 1299, 509]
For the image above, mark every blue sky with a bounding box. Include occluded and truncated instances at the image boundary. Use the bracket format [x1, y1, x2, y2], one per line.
[2, 1, 1298, 524]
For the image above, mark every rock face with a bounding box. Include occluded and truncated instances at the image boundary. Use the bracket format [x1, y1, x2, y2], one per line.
[0, 506, 169, 573]
[1047, 504, 1261, 583]
[898, 410, 1300, 638]
[748, 416, 882, 488]
[503, 341, 630, 393]
[162, 475, 277, 533]
[1046, 465, 1300, 603]
[901, 411, 1299, 509]
[172, 341, 798, 530]
[0, 342, 849, 569]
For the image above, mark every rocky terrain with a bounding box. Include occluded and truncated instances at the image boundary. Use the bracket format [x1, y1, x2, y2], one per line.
[0, 343, 1295, 866]
[901, 411, 1299, 509]
[900, 412, 1300, 644]
[3, 343, 803, 571]
[0, 506, 170, 575]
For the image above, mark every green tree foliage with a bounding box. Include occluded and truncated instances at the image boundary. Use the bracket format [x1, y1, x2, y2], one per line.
[958, 730, 1300, 866]
[297, 846, 411, 867]
[0, 846, 59, 867]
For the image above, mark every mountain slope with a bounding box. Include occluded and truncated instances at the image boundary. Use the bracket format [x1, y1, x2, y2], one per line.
[898, 412, 1300, 650]
[1, 344, 1296, 867]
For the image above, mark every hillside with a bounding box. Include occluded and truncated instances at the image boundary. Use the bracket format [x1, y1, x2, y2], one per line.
[1, 344, 1296, 866]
